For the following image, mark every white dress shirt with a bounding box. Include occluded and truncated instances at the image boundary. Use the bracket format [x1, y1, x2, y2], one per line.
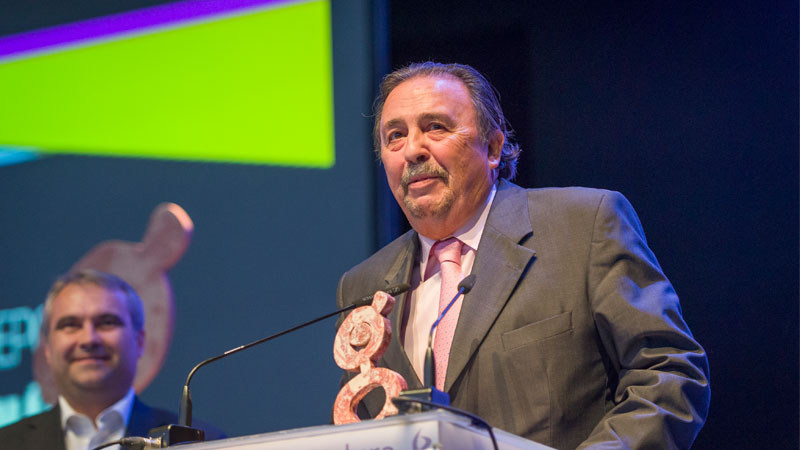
[59, 387, 135, 450]
[403, 185, 497, 381]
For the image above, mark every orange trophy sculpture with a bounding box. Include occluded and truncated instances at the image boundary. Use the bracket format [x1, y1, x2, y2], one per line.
[332, 290, 408, 424]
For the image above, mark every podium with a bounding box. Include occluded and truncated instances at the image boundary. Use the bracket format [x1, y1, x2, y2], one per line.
[171, 410, 554, 449]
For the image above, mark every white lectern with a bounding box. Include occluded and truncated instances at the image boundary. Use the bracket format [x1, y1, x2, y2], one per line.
[171, 410, 554, 449]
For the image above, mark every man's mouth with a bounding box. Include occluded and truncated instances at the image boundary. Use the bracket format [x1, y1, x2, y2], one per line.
[404, 175, 442, 194]
[71, 355, 110, 363]
[407, 174, 439, 185]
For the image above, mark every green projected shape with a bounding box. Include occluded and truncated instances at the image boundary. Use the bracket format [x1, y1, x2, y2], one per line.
[0, 1, 333, 167]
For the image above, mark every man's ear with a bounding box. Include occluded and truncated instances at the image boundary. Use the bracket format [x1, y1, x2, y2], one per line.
[135, 329, 146, 358]
[487, 129, 504, 169]
[44, 337, 52, 366]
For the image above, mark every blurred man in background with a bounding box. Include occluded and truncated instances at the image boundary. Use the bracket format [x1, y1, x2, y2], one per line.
[0, 269, 222, 449]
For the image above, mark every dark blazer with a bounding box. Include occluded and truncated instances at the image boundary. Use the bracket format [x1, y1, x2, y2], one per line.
[0, 396, 225, 449]
[336, 180, 710, 450]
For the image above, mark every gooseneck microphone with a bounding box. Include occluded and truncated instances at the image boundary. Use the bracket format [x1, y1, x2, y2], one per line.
[177, 282, 410, 428]
[353, 284, 411, 305]
[142, 283, 411, 447]
[91, 436, 163, 450]
[395, 275, 476, 411]
[392, 275, 496, 450]
[424, 274, 476, 388]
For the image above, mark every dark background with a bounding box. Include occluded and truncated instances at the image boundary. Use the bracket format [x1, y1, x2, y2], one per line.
[387, 1, 798, 448]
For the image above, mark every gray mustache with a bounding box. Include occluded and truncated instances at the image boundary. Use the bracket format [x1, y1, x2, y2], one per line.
[401, 163, 448, 187]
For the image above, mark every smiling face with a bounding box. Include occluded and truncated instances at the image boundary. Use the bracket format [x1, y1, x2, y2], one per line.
[379, 75, 502, 239]
[44, 282, 144, 405]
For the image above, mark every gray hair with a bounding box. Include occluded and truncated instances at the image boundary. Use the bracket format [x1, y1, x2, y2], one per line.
[41, 269, 144, 336]
[373, 61, 521, 180]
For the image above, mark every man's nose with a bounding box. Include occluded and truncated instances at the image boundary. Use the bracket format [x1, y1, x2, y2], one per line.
[403, 129, 430, 164]
[77, 323, 101, 347]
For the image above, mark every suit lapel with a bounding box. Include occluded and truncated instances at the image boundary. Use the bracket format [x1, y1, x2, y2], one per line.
[445, 181, 536, 391]
[379, 231, 423, 389]
[126, 397, 157, 437]
[31, 406, 66, 450]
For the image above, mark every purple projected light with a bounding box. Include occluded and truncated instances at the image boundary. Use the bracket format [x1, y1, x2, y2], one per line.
[0, 0, 292, 61]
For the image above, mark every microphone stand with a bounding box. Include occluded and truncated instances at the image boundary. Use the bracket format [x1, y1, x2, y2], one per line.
[392, 275, 497, 450]
[395, 274, 476, 411]
[148, 283, 409, 447]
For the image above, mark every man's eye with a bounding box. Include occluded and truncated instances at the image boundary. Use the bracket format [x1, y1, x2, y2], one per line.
[95, 315, 124, 329]
[55, 319, 81, 330]
[387, 131, 403, 141]
[429, 123, 445, 131]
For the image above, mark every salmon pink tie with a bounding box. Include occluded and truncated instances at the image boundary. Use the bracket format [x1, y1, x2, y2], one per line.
[431, 237, 464, 391]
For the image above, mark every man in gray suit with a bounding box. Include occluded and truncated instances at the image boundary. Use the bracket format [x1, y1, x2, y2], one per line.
[337, 62, 710, 449]
[0, 270, 223, 449]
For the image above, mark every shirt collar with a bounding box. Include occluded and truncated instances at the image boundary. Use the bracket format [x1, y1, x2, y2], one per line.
[59, 387, 136, 431]
[418, 184, 497, 277]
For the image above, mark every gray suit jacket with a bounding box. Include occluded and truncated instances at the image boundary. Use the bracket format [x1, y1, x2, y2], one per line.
[0, 396, 225, 449]
[336, 180, 710, 450]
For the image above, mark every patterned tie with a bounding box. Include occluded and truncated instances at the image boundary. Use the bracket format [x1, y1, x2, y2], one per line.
[431, 237, 464, 391]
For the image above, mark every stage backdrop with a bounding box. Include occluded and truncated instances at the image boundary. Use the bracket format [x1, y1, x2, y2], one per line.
[0, 0, 382, 437]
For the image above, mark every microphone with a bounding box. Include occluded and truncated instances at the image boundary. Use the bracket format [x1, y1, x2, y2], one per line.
[91, 436, 162, 450]
[354, 283, 412, 306]
[397, 275, 476, 411]
[425, 274, 476, 387]
[149, 283, 410, 446]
